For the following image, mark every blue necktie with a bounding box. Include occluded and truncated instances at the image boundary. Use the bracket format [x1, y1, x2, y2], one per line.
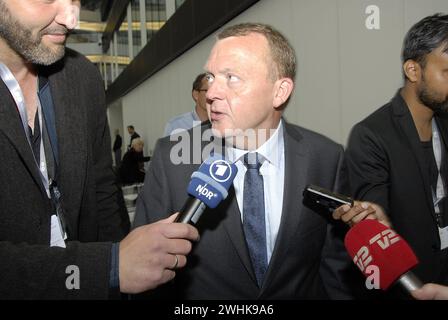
[243, 152, 267, 287]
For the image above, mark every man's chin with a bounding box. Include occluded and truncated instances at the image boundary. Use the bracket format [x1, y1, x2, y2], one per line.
[211, 126, 225, 139]
[430, 101, 448, 115]
[30, 46, 65, 65]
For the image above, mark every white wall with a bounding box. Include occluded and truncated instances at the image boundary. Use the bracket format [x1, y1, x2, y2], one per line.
[118, 0, 448, 151]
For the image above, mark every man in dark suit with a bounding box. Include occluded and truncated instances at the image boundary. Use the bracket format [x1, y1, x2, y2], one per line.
[127, 125, 140, 150]
[113, 129, 123, 167]
[344, 14, 448, 288]
[134, 23, 368, 299]
[0, 0, 198, 299]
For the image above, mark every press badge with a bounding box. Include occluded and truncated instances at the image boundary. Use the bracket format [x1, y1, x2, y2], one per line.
[50, 214, 66, 248]
[439, 226, 448, 250]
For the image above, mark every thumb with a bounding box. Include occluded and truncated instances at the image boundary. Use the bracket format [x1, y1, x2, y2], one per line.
[157, 212, 180, 224]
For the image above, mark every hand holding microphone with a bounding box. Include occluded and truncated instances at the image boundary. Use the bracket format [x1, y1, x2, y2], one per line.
[333, 201, 391, 228]
[119, 154, 236, 293]
[301, 185, 391, 227]
[411, 283, 448, 300]
[344, 219, 423, 293]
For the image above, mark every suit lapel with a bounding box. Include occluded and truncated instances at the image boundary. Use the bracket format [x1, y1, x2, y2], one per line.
[46, 66, 87, 235]
[221, 187, 258, 284]
[393, 94, 435, 218]
[261, 123, 309, 293]
[0, 80, 47, 196]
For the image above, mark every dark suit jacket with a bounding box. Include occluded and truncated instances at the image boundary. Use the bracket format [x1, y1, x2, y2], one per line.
[113, 134, 122, 151]
[0, 49, 129, 299]
[134, 121, 355, 299]
[345, 91, 448, 286]
[119, 150, 150, 185]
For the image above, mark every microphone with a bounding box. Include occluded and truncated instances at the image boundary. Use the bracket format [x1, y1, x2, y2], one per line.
[175, 153, 237, 224]
[344, 219, 423, 292]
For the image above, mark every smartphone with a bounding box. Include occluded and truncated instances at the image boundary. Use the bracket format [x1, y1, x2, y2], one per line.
[302, 184, 353, 214]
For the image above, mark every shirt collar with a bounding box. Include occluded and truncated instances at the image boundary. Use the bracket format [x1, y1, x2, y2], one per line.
[192, 109, 200, 121]
[226, 120, 284, 168]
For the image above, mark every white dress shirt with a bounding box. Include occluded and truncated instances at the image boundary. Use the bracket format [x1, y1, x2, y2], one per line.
[226, 120, 285, 263]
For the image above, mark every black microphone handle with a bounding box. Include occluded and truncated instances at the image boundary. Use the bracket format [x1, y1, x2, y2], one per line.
[174, 196, 207, 224]
[398, 271, 424, 292]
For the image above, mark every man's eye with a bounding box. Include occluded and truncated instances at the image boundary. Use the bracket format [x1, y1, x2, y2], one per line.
[205, 74, 214, 83]
[228, 75, 239, 82]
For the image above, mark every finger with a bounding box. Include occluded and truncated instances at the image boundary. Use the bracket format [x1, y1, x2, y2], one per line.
[162, 253, 187, 270]
[159, 268, 176, 284]
[350, 210, 373, 224]
[161, 223, 200, 241]
[173, 254, 187, 269]
[340, 205, 366, 223]
[157, 212, 179, 224]
[163, 238, 193, 256]
[332, 204, 351, 220]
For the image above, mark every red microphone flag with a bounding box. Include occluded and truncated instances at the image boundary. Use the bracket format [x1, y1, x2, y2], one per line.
[344, 219, 418, 290]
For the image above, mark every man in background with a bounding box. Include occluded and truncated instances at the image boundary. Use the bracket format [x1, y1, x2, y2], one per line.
[344, 13, 448, 292]
[112, 128, 122, 167]
[164, 73, 209, 136]
[127, 125, 140, 150]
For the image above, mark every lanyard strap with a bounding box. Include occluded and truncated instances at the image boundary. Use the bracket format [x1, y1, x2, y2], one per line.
[432, 118, 446, 216]
[38, 79, 59, 168]
[0, 62, 51, 198]
[0, 62, 67, 238]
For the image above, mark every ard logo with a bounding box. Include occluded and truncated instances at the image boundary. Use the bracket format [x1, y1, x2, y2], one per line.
[209, 160, 232, 183]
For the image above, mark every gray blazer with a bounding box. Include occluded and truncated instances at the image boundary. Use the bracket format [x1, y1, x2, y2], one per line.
[134, 121, 355, 299]
[0, 49, 129, 299]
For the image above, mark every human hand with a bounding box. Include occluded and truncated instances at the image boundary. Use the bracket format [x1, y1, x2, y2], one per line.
[118, 212, 199, 294]
[332, 201, 391, 228]
[411, 283, 448, 300]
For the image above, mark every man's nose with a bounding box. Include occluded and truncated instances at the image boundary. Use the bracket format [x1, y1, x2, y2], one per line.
[55, 1, 80, 30]
[206, 78, 224, 101]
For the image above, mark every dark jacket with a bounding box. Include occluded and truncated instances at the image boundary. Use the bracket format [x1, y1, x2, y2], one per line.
[345, 91, 448, 288]
[134, 122, 355, 299]
[113, 134, 122, 152]
[120, 150, 150, 185]
[0, 49, 130, 299]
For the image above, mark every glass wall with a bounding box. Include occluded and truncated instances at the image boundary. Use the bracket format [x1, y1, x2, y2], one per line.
[146, 0, 166, 41]
[94, 0, 187, 85]
[175, 0, 185, 9]
[131, 0, 142, 57]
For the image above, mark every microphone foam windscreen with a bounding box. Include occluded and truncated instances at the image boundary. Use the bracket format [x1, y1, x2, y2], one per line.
[187, 153, 237, 208]
[344, 219, 418, 290]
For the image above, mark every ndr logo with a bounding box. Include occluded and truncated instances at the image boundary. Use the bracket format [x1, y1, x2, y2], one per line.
[209, 160, 233, 183]
[196, 184, 217, 200]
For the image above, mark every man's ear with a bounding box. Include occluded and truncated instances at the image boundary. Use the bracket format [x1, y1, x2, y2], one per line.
[192, 90, 199, 103]
[403, 59, 421, 83]
[273, 78, 294, 109]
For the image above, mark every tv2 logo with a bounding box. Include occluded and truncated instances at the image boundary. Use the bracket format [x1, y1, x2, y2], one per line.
[353, 229, 401, 290]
